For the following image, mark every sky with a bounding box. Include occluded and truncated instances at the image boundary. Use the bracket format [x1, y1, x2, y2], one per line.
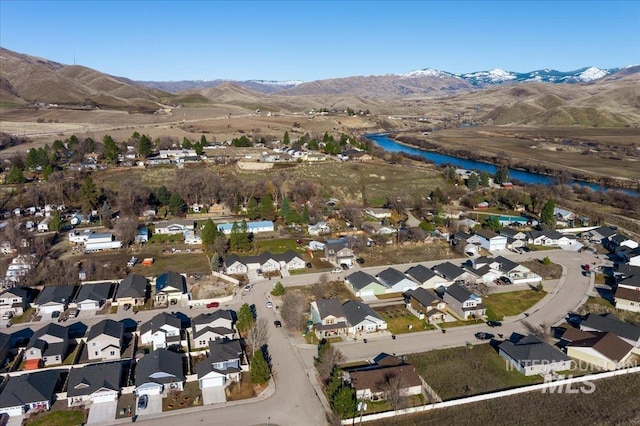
[1, 1, 638, 82]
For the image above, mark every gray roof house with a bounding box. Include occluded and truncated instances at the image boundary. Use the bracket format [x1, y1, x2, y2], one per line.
[154, 271, 187, 305]
[432, 262, 476, 284]
[499, 333, 572, 376]
[324, 239, 355, 266]
[580, 313, 640, 347]
[0, 286, 30, 316]
[191, 310, 235, 349]
[32, 285, 76, 315]
[25, 323, 69, 368]
[73, 282, 113, 311]
[0, 370, 60, 417]
[345, 271, 389, 297]
[140, 312, 183, 350]
[404, 265, 442, 288]
[404, 288, 447, 323]
[86, 319, 124, 361]
[0, 332, 11, 367]
[197, 339, 245, 393]
[67, 362, 122, 407]
[443, 283, 486, 320]
[115, 274, 148, 306]
[310, 299, 348, 338]
[135, 348, 185, 396]
[342, 300, 387, 336]
[375, 268, 418, 293]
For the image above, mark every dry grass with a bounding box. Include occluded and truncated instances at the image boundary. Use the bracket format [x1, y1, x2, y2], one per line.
[520, 259, 563, 280]
[374, 305, 436, 334]
[359, 241, 462, 267]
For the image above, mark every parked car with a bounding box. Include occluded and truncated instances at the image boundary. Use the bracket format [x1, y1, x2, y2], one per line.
[266, 301, 273, 309]
[274, 320, 282, 328]
[243, 284, 253, 292]
[340, 263, 349, 270]
[331, 268, 342, 273]
[127, 257, 138, 267]
[474, 332, 495, 340]
[51, 311, 61, 319]
[68, 308, 79, 318]
[206, 302, 220, 309]
[486, 320, 502, 327]
[306, 262, 313, 269]
[137, 395, 148, 411]
[356, 258, 365, 264]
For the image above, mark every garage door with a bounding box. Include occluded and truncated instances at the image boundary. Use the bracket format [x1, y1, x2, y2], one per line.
[201, 377, 224, 388]
[92, 393, 117, 404]
[79, 302, 97, 310]
[359, 290, 375, 297]
[40, 305, 61, 314]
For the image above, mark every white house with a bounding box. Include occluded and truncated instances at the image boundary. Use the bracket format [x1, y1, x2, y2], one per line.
[67, 362, 121, 407]
[474, 229, 508, 252]
[135, 349, 185, 396]
[37, 217, 51, 232]
[139, 312, 183, 350]
[342, 300, 387, 336]
[375, 268, 418, 293]
[499, 333, 572, 376]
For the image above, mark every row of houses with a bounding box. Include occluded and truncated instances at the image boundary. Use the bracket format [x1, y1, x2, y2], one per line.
[224, 251, 306, 275]
[453, 227, 581, 254]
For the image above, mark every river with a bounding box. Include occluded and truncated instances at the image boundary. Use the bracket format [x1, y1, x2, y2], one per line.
[365, 133, 639, 196]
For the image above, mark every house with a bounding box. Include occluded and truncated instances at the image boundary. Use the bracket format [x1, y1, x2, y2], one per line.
[140, 312, 183, 350]
[308, 221, 330, 236]
[135, 225, 150, 243]
[217, 220, 274, 235]
[197, 339, 245, 391]
[499, 228, 528, 241]
[191, 310, 235, 349]
[324, 238, 355, 266]
[273, 251, 306, 271]
[474, 229, 508, 252]
[24, 323, 69, 368]
[86, 319, 124, 361]
[404, 265, 443, 289]
[499, 333, 572, 376]
[135, 349, 185, 396]
[154, 271, 187, 305]
[363, 208, 392, 220]
[432, 262, 477, 285]
[471, 256, 540, 284]
[73, 282, 113, 312]
[85, 232, 122, 252]
[361, 222, 397, 235]
[0, 332, 11, 367]
[562, 329, 635, 370]
[37, 217, 51, 232]
[554, 207, 575, 222]
[223, 252, 282, 275]
[345, 354, 422, 401]
[404, 287, 447, 323]
[581, 226, 617, 243]
[0, 286, 30, 317]
[0, 370, 60, 417]
[115, 274, 148, 307]
[310, 299, 348, 338]
[32, 285, 76, 315]
[223, 254, 249, 275]
[4, 255, 34, 283]
[345, 271, 389, 297]
[580, 313, 640, 348]
[67, 362, 122, 407]
[622, 247, 640, 267]
[443, 283, 486, 320]
[69, 213, 89, 226]
[375, 268, 418, 293]
[153, 219, 195, 235]
[342, 300, 387, 336]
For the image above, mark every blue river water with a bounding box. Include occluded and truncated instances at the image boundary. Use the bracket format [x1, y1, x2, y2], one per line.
[365, 133, 639, 196]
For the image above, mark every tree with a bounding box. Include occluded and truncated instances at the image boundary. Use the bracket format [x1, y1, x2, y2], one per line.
[200, 134, 207, 145]
[138, 134, 153, 158]
[486, 215, 501, 232]
[236, 303, 254, 334]
[102, 134, 119, 164]
[379, 372, 408, 410]
[271, 281, 286, 296]
[542, 256, 551, 265]
[49, 210, 62, 232]
[250, 350, 271, 385]
[100, 201, 112, 228]
[541, 199, 556, 228]
[283, 131, 290, 145]
[467, 172, 479, 190]
[168, 193, 186, 216]
[494, 166, 509, 185]
[331, 386, 357, 419]
[79, 176, 100, 213]
[201, 218, 219, 247]
[280, 292, 307, 331]
[326, 368, 343, 400]
[114, 215, 139, 246]
[315, 343, 346, 383]
[245, 318, 269, 357]
[258, 194, 276, 220]
[479, 171, 490, 187]
[5, 166, 26, 184]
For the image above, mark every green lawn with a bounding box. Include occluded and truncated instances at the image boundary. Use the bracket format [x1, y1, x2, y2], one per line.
[25, 409, 85, 426]
[407, 345, 543, 401]
[255, 238, 304, 254]
[374, 306, 436, 334]
[440, 318, 484, 328]
[10, 307, 34, 324]
[483, 290, 547, 320]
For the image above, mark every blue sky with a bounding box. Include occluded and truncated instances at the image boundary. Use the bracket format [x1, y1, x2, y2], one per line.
[1, 1, 638, 82]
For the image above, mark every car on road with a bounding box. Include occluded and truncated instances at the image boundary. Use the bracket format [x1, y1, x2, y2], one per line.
[206, 302, 220, 308]
[341, 263, 349, 270]
[474, 332, 495, 340]
[274, 320, 282, 328]
[127, 257, 138, 267]
[356, 257, 365, 264]
[486, 320, 502, 327]
[331, 268, 342, 273]
[137, 395, 148, 411]
[243, 284, 253, 292]
[266, 301, 273, 309]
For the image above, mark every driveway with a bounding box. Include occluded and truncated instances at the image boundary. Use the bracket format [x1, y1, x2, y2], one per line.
[87, 401, 117, 425]
[202, 386, 226, 405]
[137, 394, 162, 417]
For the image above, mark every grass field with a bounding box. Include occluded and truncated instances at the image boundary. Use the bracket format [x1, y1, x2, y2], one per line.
[359, 241, 461, 267]
[483, 290, 547, 320]
[368, 372, 640, 426]
[374, 305, 436, 334]
[24, 409, 85, 426]
[520, 259, 563, 280]
[407, 345, 543, 401]
[439, 318, 485, 328]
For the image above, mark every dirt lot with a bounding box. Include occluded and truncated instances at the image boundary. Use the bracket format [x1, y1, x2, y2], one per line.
[359, 241, 462, 266]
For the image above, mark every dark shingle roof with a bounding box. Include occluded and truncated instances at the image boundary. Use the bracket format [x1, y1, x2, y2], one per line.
[135, 349, 185, 387]
[405, 287, 440, 307]
[67, 362, 122, 397]
[87, 319, 123, 341]
[346, 271, 382, 291]
[499, 333, 571, 365]
[272, 250, 304, 263]
[349, 364, 421, 393]
[74, 282, 113, 303]
[193, 326, 234, 339]
[615, 287, 640, 303]
[0, 286, 29, 300]
[140, 312, 182, 335]
[191, 310, 234, 327]
[475, 229, 499, 239]
[34, 285, 76, 305]
[432, 262, 467, 281]
[116, 274, 148, 299]
[568, 332, 633, 362]
[493, 256, 519, 273]
[581, 314, 640, 342]
[445, 283, 475, 303]
[404, 264, 437, 283]
[0, 370, 60, 408]
[155, 271, 186, 293]
[376, 268, 409, 286]
[314, 299, 345, 320]
[342, 300, 383, 326]
[207, 339, 243, 363]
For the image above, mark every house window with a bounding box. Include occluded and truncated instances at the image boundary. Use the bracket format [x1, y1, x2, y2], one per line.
[30, 350, 35, 355]
[92, 342, 99, 347]
[95, 351, 99, 356]
[55, 355, 60, 360]
[325, 319, 334, 325]
[110, 351, 115, 356]
[199, 340, 206, 346]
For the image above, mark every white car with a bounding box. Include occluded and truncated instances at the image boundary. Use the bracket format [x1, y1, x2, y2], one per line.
[266, 301, 273, 309]
[243, 284, 253, 292]
[331, 268, 342, 273]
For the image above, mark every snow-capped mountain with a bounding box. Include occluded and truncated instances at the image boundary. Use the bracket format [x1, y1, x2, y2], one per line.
[247, 79, 303, 87]
[398, 68, 456, 78]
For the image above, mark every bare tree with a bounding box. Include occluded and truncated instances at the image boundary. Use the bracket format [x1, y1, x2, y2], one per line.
[245, 317, 269, 358]
[316, 344, 346, 383]
[280, 292, 308, 332]
[378, 372, 408, 411]
[523, 320, 552, 341]
[114, 215, 139, 246]
[310, 274, 329, 300]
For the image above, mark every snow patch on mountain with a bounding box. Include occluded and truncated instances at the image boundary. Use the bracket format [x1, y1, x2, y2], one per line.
[399, 68, 453, 78]
[248, 79, 304, 86]
[575, 67, 609, 82]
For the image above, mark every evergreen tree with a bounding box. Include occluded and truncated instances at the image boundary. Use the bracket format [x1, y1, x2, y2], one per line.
[182, 137, 193, 149]
[80, 176, 99, 213]
[479, 171, 490, 187]
[201, 218, 219, 246]
[5, 166, 26, 184]
[237, 303, 254, 333]
[541, 199, 556, 228]
[326, 368, 342, 400]
[494, 166, 509, 185]
[200, 135, 207, 145]
[283, 131, 290, 145]
[250, 350, 271, 384]
[229, 221, 241, 251]
[467, 172, 479, 190]
[301, 205, 310, 224]
[280, 197, 292, 219]
[258, 194, 276, 220]
[486, 215, 501, 232]
[100, 202, 112, 228]
[168, 193, 186, 216]
[270, 282, 286, 296]
[332, 386, 357, 419]
[239, 220, 251, 251]
[102, 134, 119, 164]
[49, 210, 62, 231]
[154, 186, 172, 206]
[138, 134, 153, 158]
[247, 197, 260, 220]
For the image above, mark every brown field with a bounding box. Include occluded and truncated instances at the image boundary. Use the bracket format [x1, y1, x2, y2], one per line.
[369, 372, 640, 426]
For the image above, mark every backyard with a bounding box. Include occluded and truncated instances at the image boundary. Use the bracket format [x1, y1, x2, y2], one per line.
[483, 289, 547, 321]
[374, 305, 436, 334]
[407, 344, 543, 401]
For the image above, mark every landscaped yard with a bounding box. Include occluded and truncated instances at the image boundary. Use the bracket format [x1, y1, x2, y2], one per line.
[24, 409, 85, 426]
[577, 296, 640, 325]
[163, 381, 202, 411]
[407, 344, 543, 401]
[483, 290, 547, 320]
[225, 372, 267, 401]
[439, 318, 484, 328]
[374, 305, 436, 334]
